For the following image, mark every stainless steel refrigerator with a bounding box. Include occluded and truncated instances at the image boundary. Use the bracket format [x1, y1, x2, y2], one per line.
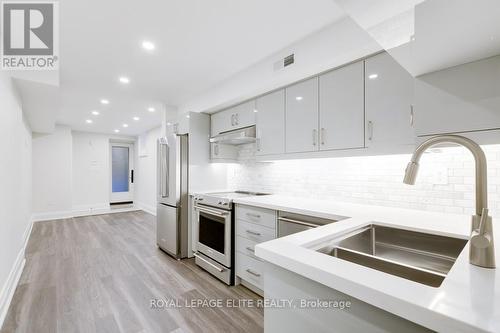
[157, 133, 188, 259]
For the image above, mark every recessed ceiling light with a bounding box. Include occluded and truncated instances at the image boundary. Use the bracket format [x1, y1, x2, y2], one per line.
[85, 119, 93, 124]
[100, 99, 110, 105]
[119, 76, 130, 84]
[133, 116, 140, 121]
[148, 107, 156, 112]
[91, 110, 100, 116]
[253, 109, 258, 113]
[186, 114, 190, 119]
[114, 129, 120, 133]
[295, 96, 303, 101]
[368, 74, 378, 80]
[166, 122, 172, 126]
[142, 40, 155, 51]
[123, 124, 129, 128]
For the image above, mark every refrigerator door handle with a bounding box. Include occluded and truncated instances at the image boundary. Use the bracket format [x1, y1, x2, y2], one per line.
[160, 143, 169, 198]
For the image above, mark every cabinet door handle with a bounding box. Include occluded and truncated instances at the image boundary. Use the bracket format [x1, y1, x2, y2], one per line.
[410, 105, 415, 126]
[320, 128, 325, 145]
[246, 213, 261, 218]
[231, 114, 235, 126]
[368, 121, 374, 141]
[246, 269, 261, 277]
[214, 144, 219, 156]
[235, 113, 239, 126]
[256, 138, 261, 151]
[312, 129, 318, 146]
[246, 230, 261, 236]
[245, 246, 255, 253]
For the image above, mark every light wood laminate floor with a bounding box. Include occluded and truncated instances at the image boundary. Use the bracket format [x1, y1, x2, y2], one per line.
[1, 211, 263, 333]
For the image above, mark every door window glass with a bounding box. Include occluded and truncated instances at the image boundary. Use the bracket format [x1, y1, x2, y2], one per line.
[112, 146, 129, 192]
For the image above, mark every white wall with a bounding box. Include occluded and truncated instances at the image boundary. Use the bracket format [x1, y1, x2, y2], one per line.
[136, 126, 161, 214]
[0, 73, 32, 324]
[32, 126, 73, 217]
[32, 129, 137, 219]
[228, 144, 500, 218]
[72, 131, 112, 212]
[178, 17, 381, 114]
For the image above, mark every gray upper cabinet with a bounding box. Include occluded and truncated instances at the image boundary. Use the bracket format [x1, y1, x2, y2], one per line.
[256, 89, 285, 156]
[210, 109, 231, 136]
[285, 77, 319, 153]
[414, 55, 500, 137]
[211, 100, 256, 136]
[365, 52, 415, 147]
[319, 61, 365, 151]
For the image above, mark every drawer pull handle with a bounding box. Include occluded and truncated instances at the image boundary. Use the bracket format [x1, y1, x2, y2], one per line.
[246, 230, 261, 236]
[246, 213, 261, 218]
[246, 269, 261, 277]
[246, 246, 255, 253]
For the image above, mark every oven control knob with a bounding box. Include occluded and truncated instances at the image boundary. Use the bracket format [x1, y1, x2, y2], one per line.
[218, 201, 223, 205]
[223, 202, 228, 206]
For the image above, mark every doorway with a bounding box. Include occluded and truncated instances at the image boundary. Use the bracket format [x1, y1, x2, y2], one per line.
[110, 142, 134, 204]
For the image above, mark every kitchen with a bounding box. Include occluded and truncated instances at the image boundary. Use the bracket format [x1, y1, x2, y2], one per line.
[1, 0, 500, 332]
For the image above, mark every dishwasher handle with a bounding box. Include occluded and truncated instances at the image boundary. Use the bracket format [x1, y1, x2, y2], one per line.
[277, 217, 321, 228]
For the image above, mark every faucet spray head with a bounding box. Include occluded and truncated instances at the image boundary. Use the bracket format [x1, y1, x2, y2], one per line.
[403, 161, 419, 185]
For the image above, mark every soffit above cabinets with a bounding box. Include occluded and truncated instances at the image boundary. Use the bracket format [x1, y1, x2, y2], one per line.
[334, 0, 500, 77]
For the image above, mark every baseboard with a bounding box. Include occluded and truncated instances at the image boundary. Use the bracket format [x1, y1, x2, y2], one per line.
[31, 210, 73, 222]
[72, 204, 112, 218]
[32, 205, 142, 222]
[0, 217, 33, 328]
[136, 202, 156, 216]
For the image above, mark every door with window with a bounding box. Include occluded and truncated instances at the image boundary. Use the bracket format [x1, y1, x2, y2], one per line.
[110, 143, 134, 204]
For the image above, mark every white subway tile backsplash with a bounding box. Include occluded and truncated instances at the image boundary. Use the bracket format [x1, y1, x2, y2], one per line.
[228, 144, 500, 218]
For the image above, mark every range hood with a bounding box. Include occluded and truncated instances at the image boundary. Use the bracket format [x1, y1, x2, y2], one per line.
[209, 126, 256, 145]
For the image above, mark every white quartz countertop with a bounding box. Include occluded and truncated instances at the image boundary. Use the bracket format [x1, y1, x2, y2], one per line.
[233, 195, 500, 333]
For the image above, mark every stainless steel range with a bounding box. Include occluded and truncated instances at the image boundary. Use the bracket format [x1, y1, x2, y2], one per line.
[193, 191, 268, 285]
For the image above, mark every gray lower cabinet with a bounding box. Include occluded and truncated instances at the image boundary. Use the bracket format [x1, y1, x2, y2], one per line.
[264, 262, 432, 333]
[235, 204, 277, 295]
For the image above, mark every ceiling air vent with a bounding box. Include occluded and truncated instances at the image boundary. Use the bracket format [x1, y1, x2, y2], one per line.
[284, 54, 294, 67]
[273, 53, 295, 71]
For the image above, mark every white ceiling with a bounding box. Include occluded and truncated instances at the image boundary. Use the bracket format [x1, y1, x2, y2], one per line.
[54, 0, 346, 135]
[334, 0, 500, 76]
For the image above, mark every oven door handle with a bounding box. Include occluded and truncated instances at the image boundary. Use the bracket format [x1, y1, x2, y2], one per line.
[193, 253, 225, 272]
[195, 206, 229, 216]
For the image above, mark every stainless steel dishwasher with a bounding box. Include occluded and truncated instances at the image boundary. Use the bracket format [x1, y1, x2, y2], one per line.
[277, 211, 348, 237]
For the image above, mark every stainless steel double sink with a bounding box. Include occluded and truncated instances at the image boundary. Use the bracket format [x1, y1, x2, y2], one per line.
[315, 224, 468, 287]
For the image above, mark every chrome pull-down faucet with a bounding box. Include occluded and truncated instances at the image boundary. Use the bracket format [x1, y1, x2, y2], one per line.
[403, 135, 495, 268]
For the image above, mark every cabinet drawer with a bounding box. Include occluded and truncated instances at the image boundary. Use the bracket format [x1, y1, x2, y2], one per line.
[236, 236, 262, 261]
[236, 205, 276, 229]
[236, 220, 275, 243]
[236, 253, 264, 290]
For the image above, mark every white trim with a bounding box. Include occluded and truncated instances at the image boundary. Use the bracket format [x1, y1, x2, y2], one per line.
[32, 205, 143, 222]
[30, 210, 74, 222]
[0, 217, 33, 328]
[136, 202, 156, 216]
[72, 203, 111, 217]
